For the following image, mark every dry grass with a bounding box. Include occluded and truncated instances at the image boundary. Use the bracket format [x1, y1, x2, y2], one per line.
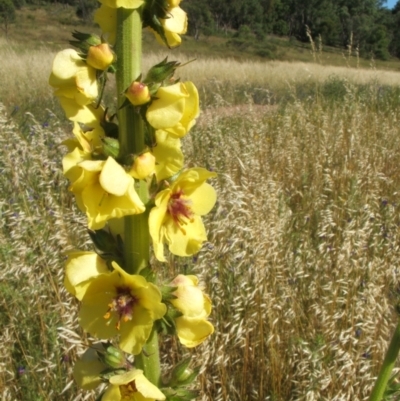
[144, 52, 400, 87]
[2, 46, 400, 400]
[182, 96, 400, 400]
[2, 37, 400, 119]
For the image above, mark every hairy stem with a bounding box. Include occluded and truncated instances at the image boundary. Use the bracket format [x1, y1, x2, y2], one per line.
[116, 6, 160, 386]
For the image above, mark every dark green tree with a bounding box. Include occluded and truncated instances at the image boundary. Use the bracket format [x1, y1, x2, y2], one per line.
[0, 0, 15, 39]
[185, 0, 214, 39]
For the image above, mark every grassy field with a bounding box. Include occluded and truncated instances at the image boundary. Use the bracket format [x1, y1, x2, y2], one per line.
[3, 10, 400, 401]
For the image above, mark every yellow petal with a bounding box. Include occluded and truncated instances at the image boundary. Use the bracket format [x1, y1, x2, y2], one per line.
[175, 316, 214, 347]
[100, 0, 144, 8]
[94, 5, 117, 45]
[149, 191, 170, 262]
[108, 370, 166, 400]
[102, 385, 121, 401]
[65, 251, 109, 300]
[162, 7, 187, 34]
[62, 147, 87, 176]
[99, 157, 131, 196]
[165, 215, 207, 257]
[76, 66, 98, 101]
[73, 359, 105, 390]
[58, 97, 104, 126]
[171, 278, 206, 318]
[109, 369, 141, 385]
[135, 371, 166, 400]
[146, 83, 188, 130]
[153, 130, 183, 181]
[179, 81, 199, 133]
[188, 183, 216, 215]
[49, 49, 83, 86]
[119, 308, 153, 355]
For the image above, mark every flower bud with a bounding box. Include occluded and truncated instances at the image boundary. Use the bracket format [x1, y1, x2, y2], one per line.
[104, 345, 126, 369]
[86, 43, 114, 71]
[129, 152, 155, 179]
[125, 81, 151, 106]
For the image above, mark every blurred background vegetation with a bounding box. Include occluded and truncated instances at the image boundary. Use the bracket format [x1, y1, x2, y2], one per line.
[3, 0, 400, 61]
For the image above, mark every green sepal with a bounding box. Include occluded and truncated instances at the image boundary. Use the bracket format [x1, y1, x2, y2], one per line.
[138, 265, 156, 282]
[140, 106, 157, 149]
[95, 343, 130, 372]
[168, 357, 191, 386]
[144, 57, 180, 87]
[158, 304, 183, 335]
[174, 368, 200, 387]
[162, 387, 199, 401]
[161, 285, 178, 301]
[100, 367, 128, 381]
[88, 229, 125, 268]
[69, 30, 101, 53]
[102, 137, 120, 158]
[103, 345, 126, 369]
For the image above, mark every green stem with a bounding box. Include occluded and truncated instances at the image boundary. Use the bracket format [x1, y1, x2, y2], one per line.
[368, 319, 400, 401]
[116, 7, 161, 386]
[134, 329, 161, 386]
[116, 8, 147, 275]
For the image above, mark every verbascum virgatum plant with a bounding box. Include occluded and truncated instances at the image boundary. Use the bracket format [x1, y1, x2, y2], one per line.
[49, 1, 215, 399]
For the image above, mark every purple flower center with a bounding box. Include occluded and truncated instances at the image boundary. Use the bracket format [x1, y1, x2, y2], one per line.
[104, 287, 138, 330]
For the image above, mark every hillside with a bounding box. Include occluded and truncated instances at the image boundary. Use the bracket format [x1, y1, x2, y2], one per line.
[2, 3, 400, 72]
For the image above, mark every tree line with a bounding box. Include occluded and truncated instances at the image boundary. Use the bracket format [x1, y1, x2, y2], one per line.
[184, 0, 400, 60]
[2, 0, 400, 60]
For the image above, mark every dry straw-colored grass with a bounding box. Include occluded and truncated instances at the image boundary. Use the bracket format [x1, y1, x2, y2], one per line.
[2, 44, 400, 400]
[184, 95, 400, 400]
[2, 37, 400, 114]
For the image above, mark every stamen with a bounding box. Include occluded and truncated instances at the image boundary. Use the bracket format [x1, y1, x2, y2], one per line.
[120, 381, 138, 397]
[103, 287, 138, 330]
[167, 189, 194, 233]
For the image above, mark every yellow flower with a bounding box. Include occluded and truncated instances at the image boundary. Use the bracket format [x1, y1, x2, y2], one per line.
[170, 275, 214, 347]
[149, 168, 216, 261]
[71, 262, 166, 355]
[153, 5, 187, 48]
[64, 156, 145, 230]
[94, 5, 117, 45]
[99, 0, 144, 9]
[49, 49, 98, 106]
[102, 369, 165, 401]
[146, 82, 199, 138]
[152, 130, 183, 182]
